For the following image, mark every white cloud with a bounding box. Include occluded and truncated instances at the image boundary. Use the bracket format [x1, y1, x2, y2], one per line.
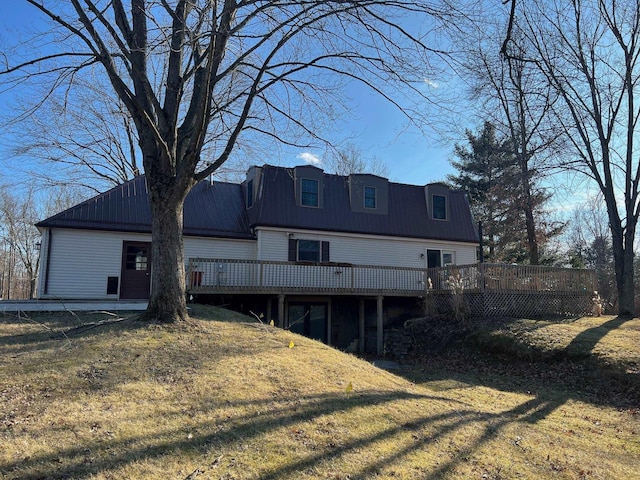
[297, 152, 322, 165]
[423, 78, 440, 89]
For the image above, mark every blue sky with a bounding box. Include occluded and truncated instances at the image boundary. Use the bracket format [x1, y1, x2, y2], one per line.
[279, 79, 459, 185]
[0, 2, 460, 190]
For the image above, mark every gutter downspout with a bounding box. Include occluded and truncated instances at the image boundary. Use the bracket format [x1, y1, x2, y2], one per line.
[43, 228, 52, 295]
[478, 221, 484, 263]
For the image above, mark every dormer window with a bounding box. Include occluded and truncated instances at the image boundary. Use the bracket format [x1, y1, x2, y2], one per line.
[301, 178, 319, 207]
[364, 186, 376, 209]
[348, 174, 388, 215]
[433, 194, 447, 220]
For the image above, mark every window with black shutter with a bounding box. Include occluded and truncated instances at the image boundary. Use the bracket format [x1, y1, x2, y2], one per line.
[288, 238, 330, 262]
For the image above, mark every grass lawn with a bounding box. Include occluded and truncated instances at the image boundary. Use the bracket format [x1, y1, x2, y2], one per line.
[0, 306, 638, 479]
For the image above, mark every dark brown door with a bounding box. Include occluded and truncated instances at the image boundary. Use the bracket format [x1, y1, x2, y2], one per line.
[120, 241, 151, 299]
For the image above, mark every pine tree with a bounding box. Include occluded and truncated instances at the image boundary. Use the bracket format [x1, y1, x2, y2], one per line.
[449, 122, 552, 263]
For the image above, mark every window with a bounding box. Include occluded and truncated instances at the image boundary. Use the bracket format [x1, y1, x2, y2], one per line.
[298, 240, 320, 261]
[289, 239, 330, 262]
[125, 245, 148, 270]
[442, 251, 455, 265]
[433, 194, 447, 220]
[364, 186, 376, 209]
[301, 178, 319, 207]
[246, 179, 254, 208]
[426, 249, 454, 268]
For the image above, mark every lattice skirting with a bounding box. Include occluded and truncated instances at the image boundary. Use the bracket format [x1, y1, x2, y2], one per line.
[427, 291, 594, 318]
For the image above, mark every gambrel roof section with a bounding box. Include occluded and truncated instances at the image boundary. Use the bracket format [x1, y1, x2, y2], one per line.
[249, 165, 479, 243]
[36, 175, 254, 239]
[37, 165, 478, 244]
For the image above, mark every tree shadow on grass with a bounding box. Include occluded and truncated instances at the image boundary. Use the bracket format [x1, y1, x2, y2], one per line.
[0, 389, 453, 479]
[2, 315, 637, 479]
[0, 369, 631, 480]
[407, 315, 638, 410]
[562, 315, 633, 357]
[380, 315, 639, 478]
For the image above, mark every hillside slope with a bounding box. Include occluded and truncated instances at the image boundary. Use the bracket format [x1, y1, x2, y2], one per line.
[1, 307, 638, 479]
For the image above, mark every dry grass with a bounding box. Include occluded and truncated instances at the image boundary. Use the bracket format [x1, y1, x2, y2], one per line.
[0, 307, 639, 479]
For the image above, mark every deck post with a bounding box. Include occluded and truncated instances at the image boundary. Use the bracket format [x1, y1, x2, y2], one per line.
[359, 298, 365, 354]
[327, 298, 332, 346]
[376, 295, 383, 355]
[277, 294, 285, 328]
[266, 297, 273, 324]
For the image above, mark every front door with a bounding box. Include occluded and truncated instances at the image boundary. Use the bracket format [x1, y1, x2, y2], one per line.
[120, 241, 151, 299]
[287, 302, 328, 343]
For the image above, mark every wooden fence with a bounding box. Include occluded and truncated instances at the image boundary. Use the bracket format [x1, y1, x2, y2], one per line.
[426, 263, 596, 294]
[425, 264, 597, 318]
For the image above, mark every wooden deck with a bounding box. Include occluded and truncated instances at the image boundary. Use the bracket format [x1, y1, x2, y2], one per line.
[187, 259, 597, 297]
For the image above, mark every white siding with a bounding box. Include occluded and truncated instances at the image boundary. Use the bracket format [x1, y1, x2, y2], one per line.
[184, 236, 256, 261]
[40, 229, 148, 299]
[256, 227, 477, 268]
[38, 228, 256, 299]
[455, 246, 477, 265]
[258, 229, 290, 261]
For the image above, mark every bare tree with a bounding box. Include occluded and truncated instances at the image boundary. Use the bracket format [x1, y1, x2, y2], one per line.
[325, 142, 390, 177]
[455, 9, 563, 265]
[1, 1, 454, 323]
[568, 194, 616, 307]
[504, 0, 640, 316]
[7, 80, 141, 193]
[0, 189, 43, 299]
[0, 184, 83, 300]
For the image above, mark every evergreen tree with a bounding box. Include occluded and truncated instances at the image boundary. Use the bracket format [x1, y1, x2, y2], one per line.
[449, 122, 522, 262]
[450, 122, 560, 263]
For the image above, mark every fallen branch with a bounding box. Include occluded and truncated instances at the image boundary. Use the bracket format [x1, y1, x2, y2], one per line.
[184, 467, 204, 480]
[62, 313, 139, 337]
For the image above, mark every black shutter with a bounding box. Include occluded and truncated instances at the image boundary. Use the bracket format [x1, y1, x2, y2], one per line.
[321, 241, 330, 262]
[288, 238, 298, 261]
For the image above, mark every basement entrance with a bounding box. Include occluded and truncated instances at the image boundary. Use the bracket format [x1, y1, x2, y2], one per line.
[287, 302, 328, 344]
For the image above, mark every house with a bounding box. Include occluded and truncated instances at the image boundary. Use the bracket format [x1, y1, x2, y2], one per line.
[36, 164, 479, 353]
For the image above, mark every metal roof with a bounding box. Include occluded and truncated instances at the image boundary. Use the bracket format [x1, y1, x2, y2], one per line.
[37, 175, 254, 239]
[251, 166, 479, 243]
[37, 166, 478, 244]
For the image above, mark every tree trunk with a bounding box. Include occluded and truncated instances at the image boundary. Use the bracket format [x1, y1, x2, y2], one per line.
[610, 218, 636, 318]
[140, 183, 189, 323]
[522, 193, 539, 265]
[618, 254, 635, 317]
[518, 154, 539, 265]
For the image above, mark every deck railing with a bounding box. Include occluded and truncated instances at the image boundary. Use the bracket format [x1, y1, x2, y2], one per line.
[186, 259, 596, 296]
